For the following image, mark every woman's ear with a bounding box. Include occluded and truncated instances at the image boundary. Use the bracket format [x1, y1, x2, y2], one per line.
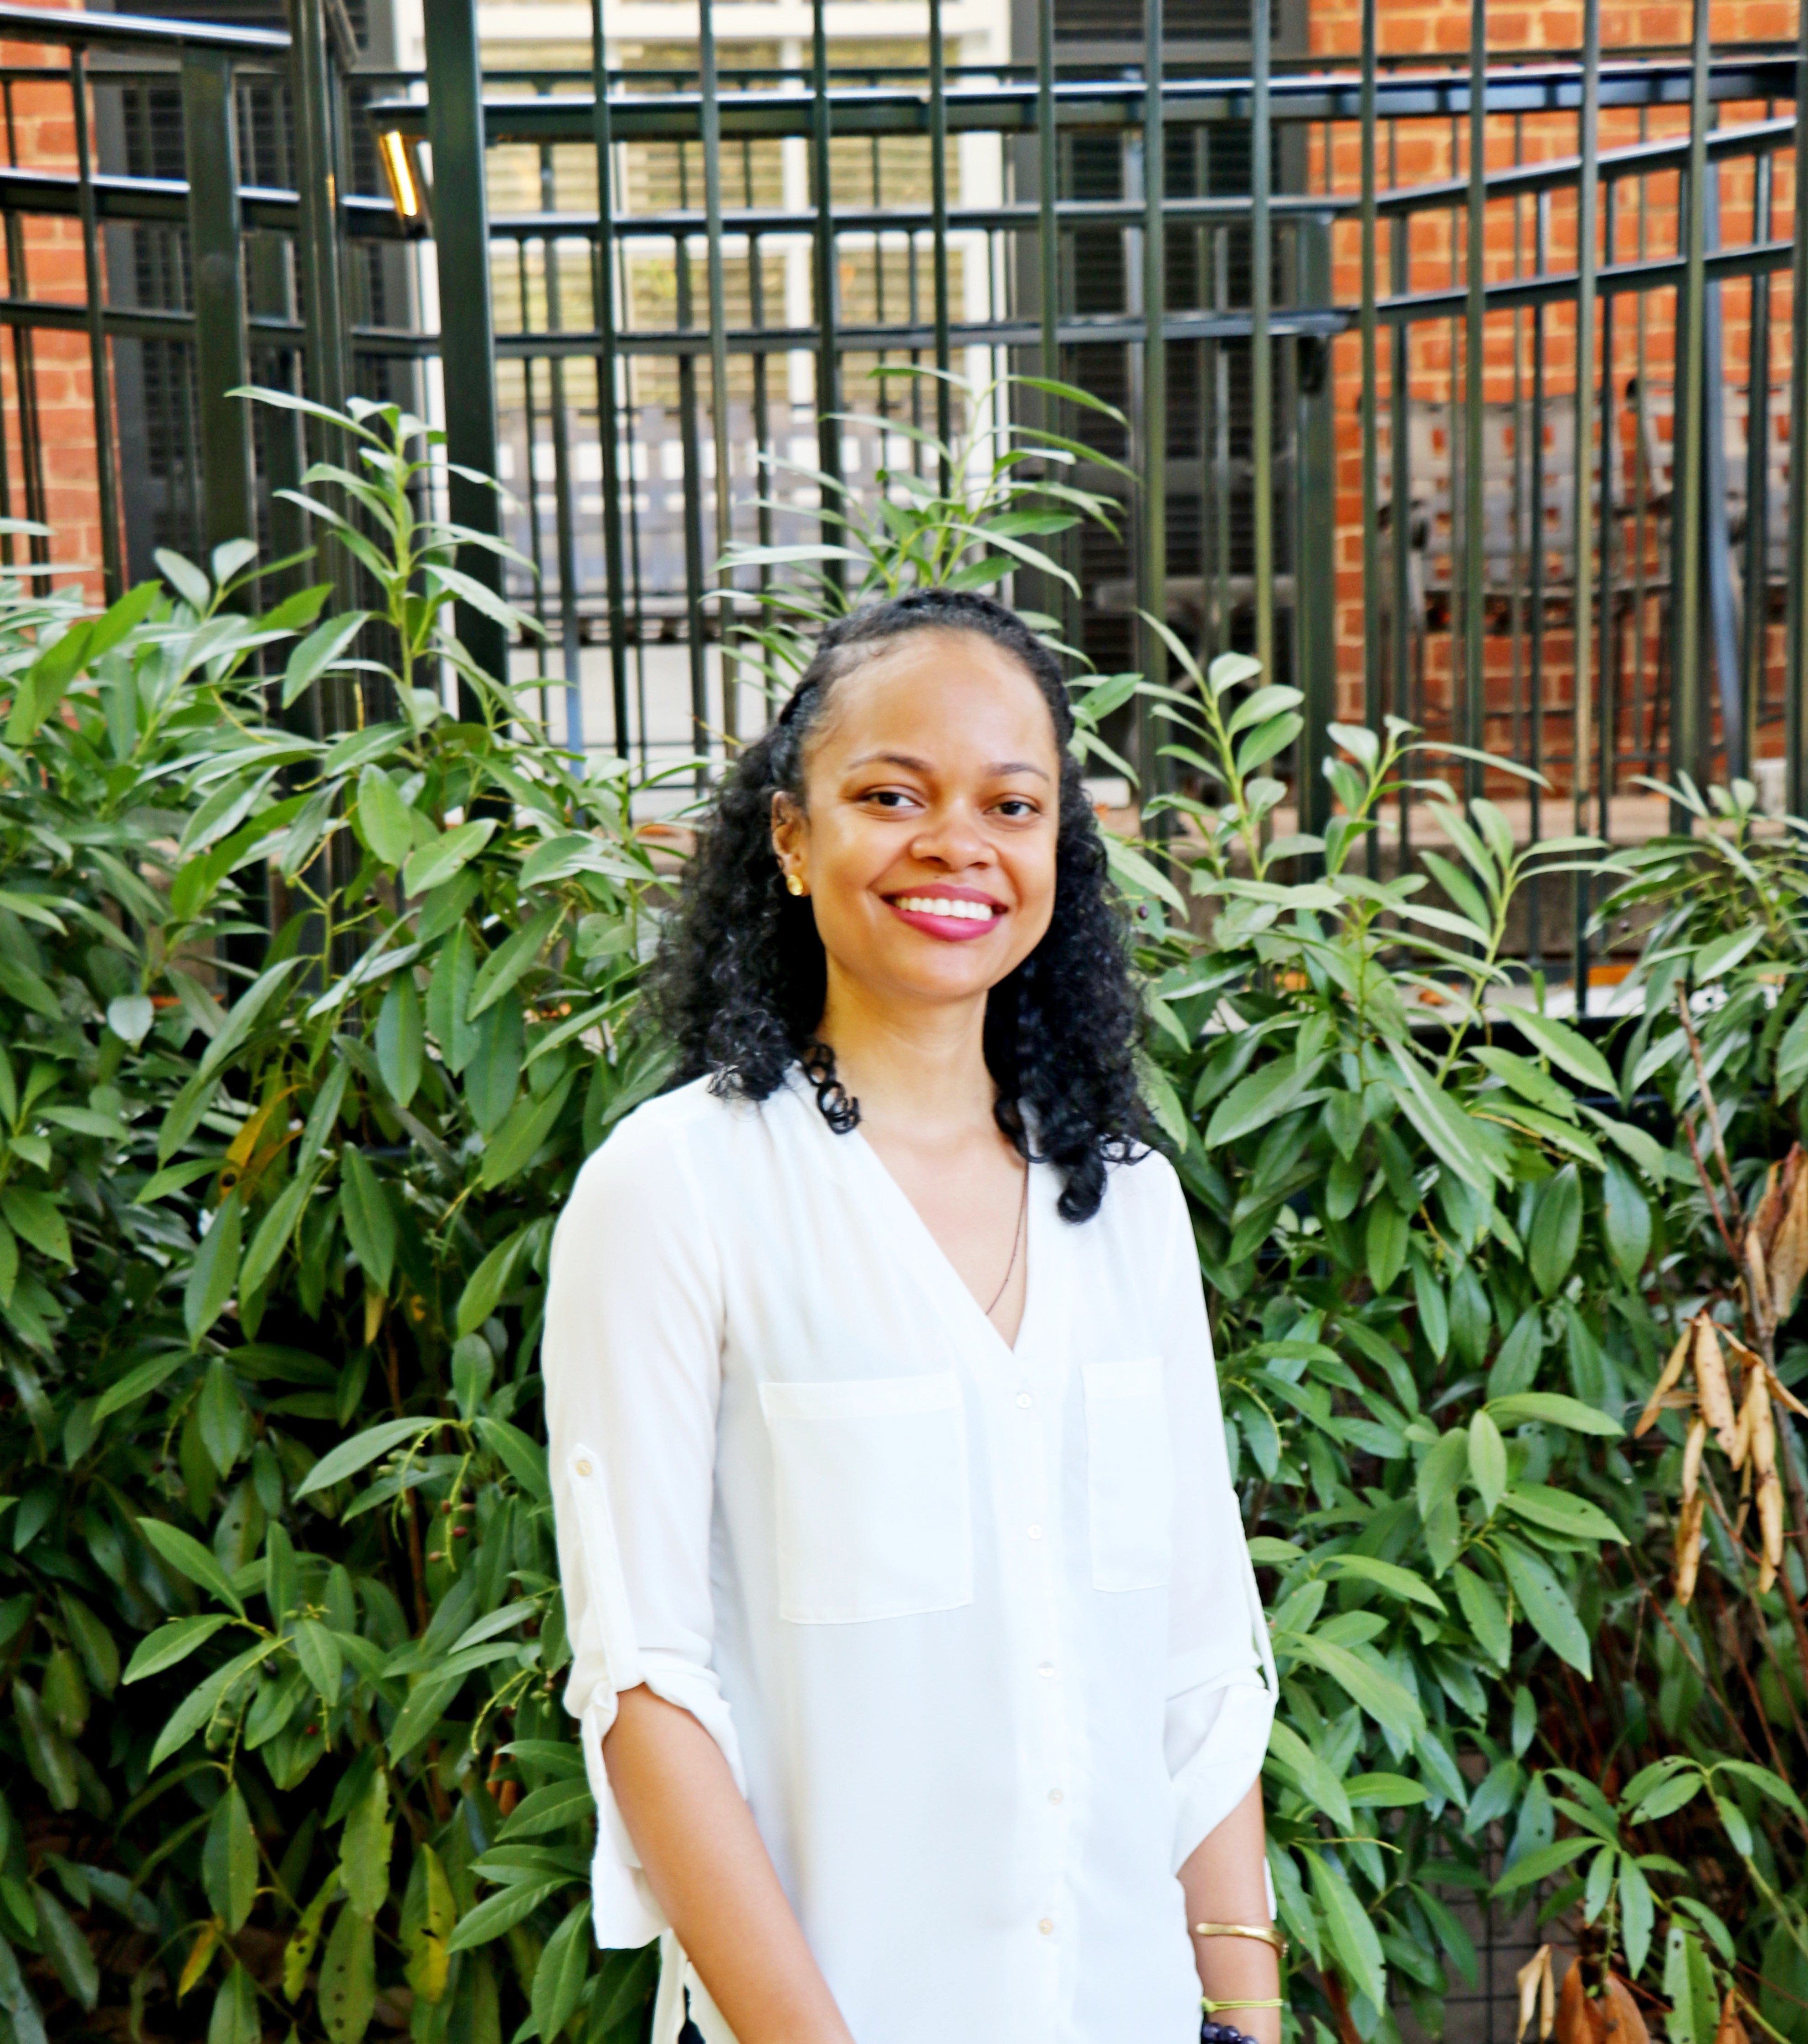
[770, 791, 806, 882]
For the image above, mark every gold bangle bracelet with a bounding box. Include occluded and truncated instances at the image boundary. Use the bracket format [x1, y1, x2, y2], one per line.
[1203, 1998, 1286, 2015]
[1192, 1922, 1289, 1961]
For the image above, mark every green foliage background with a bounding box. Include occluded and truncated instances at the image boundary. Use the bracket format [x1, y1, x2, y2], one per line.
[0, 387, 1799, 2044]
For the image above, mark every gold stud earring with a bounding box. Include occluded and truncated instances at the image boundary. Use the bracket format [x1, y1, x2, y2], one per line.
[785, 871, 805, 897]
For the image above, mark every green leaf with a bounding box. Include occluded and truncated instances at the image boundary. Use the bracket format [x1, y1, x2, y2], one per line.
[184, 1192, 243, 1347]
[284, 1869, 340, 2000]
[319, 1900, 376, 2044]
[1602, 1155, 1651, 1287]
[403, 818, 496, 898]
[532, 1901, 592, 2042]
[32, 1883, 97, 2010]
[202, 1787, 257, 1933]
[293, 1619, 344, 1705]
[456, 1229, 528, 1339]
[149, 1640, 278, 1769]
[137, 1516, 246, 1616]
[476, 1417, 550, 1502]
[1502, 1484, 1627, 1544]
[1528, 1164, 1582, 1296]
[497, 1777, 596, 1840]
[1498, 1538, 1591, 1674]
[1281, 1633, 1424, 1745]
[427, 923, 481, 1075]
[92, 1348, 188, 1423]
[1451, 1564, 1511, 1666]
[446, 1880, 563, 1953]
[1265, 1720, 1354, 1828]
[355, 764, 415, 866]
[1366, 1198, 1409, 1294]
[338, 1147, 397, 1294]
[1468, 1409, 1506, 1517]
[1320, 1554, 1446, 1613]
[239, 1169, 316, 1302]
[1347, 1772, 1429, 1808]
[1307, 1850, 1387, 2011]
[124, 1615, 234, 1683]
[207, 1962, 258, 2044]
[1491, 1833, 1595, 1894]
[13, 1683, 76, 1811]
[478, 1074, 573, 1191]
[294, 1417, 432, 1499]
[1512, 1008, 1616, 1093]
[283, 612, 369, 710]
[1206, 1055, 1328, 1149]
[375, 974, 424, 1109]
[1488, 1392, 1622, 1437]
[340, 1768, 394, 1921]
[0, 1190, 70, 1267]
[469, 904, 561, 1020]
[386, 1668, 466, 1765]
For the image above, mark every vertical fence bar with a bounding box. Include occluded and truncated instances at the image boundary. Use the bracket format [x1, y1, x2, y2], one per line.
[1038, 0, 1058, 380]
[1744, 149, 1772, 765]
[810, 0, 842, 551]
[1361, 0, 1379, 775]
[70, 52, 122, 601]
[1528, 191, 1549, 966]
[290, 0, 349, 497]
[1789, 0, 1808, 812]
[699, 0, 737, 743]
[545, 244, 584, 753]
[930, 0, 953, 483]
[677, 201, 710, 780]
[588, 0, 631, 754]
[1462, 0, 1486, 799]
[1252, 0, 1274, 685]
[1140, 0, 1167, 777]
[1599, 176, 1617, 848]
[182, 47, 254, 558]
[1300, 218, 1335, 841]
[1672, 0, 1710, 805]
[424, 0, 507, 695]
[1571, 0, 1600, 1001]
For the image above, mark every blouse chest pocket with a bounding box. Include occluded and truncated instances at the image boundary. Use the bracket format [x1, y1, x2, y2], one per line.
[758, 1372, 973, 1624]
[1083, 1358, 1176, 1592]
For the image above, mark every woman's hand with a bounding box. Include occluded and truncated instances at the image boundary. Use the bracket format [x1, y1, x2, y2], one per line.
[604, 1685, 857, 2044]
[1180, 1781, 1283, 2044]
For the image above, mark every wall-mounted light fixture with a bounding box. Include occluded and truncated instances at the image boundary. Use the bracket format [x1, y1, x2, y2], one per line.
[377, 128, 431, 233]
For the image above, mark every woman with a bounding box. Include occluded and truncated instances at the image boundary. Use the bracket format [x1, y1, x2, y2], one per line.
[544, 588, 1280, 2044]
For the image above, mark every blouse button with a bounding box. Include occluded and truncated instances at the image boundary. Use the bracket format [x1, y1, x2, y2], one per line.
[1048, 1788, 1064, 1805]
[1016, 1392, 1032, 1409]
[1027, 1524, 1044, 1541]
[1038, 1918, 1055, 1936]
[1038, 1662, 1055, 1679]
[575, 1459, 593, 1477]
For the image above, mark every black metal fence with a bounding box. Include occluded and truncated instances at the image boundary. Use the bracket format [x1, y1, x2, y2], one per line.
[0, 0, 1803, 994]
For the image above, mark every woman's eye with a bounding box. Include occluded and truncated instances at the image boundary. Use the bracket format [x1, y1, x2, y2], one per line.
[863, 789, 916, 810]
[995, 797, 1039, 818]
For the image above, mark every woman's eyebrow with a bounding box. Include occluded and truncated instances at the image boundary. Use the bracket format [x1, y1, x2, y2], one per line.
[844, 750, 1052, 782]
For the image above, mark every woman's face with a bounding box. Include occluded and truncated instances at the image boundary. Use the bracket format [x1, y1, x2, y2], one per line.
[771, 628, 1064, 1016]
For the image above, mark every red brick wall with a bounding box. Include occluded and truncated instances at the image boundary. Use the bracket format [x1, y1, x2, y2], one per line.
[1, 1, 111, 601]
[1306, 0, 1795, 795]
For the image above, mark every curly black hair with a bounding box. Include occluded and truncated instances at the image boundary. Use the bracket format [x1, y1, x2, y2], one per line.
[650, 587, 1145, 1222]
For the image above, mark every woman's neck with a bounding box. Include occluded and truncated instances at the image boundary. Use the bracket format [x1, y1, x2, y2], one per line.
[815, 972, 995, 1143]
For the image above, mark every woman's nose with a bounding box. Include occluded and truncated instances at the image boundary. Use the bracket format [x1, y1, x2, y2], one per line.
[909, 804, 991, 869]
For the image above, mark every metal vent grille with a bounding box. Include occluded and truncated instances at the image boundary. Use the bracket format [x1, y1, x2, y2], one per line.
[1054, 0, 1251, 40]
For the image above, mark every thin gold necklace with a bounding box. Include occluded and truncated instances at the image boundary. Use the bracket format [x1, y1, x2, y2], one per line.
[985, 1163, 1031, 1319]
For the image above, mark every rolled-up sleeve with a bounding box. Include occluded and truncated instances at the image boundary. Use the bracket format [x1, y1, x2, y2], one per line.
[1155, 1164, 1276, 1873]
[543, 1106, 744, 1949]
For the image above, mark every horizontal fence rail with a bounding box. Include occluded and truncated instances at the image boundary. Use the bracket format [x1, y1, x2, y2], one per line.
[0, 0, 1802, 998]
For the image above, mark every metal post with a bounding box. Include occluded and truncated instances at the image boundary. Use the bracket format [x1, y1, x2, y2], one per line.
[1141, 0, 1167, 781]
[699, 0, 738, 740]
[1671, 0, 1710, 807]
[182, 47, 254, 557]
[423, 0, 507, 695]
[588, 0, 631, 755]
[1788, 0, 1808, 814]
[1360, 0, 1379, 768]
[1252, 0, 1274, 684]
[809, 0, 842, 558]
[1037, 0, 1058, 382]
[288, 0, 349, 425]
[1300, 217, 1336, 842]
[1463, 0, 1486, 798]
[69, 52, 123, 601]
[1572, 0, 1600, 1002]
[930, 0, 953, 482]
[1744, 148, 1772, 773]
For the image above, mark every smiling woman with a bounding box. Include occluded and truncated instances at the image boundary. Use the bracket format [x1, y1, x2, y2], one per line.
[541, 590, 1282, 2044]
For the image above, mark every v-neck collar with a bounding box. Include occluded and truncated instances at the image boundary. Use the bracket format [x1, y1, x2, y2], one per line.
[779, 1067, 1048, 1361]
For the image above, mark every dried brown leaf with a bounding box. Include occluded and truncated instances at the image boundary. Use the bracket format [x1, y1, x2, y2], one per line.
[1636, 1325, 1695, 1438]
[1772, 1152, 1808, 1323]
[1682, 1415, 1709, 1506]
[1678, 1494, 1706, 1605]
[1518, 1947, 1553, 2044]
[1695, 1317, 1740, 1453]
[1716, 1992, 1752, 2044]
[1767, 1365, 1808, 1420]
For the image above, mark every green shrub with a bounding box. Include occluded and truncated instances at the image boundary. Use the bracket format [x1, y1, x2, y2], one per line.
[0, 381, 1791, 2044]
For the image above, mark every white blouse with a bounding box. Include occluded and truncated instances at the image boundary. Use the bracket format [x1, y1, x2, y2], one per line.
[543, 1070, 1275, 2044]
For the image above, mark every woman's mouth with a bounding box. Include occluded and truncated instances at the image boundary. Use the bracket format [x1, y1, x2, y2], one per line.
[886, 892, 1005, 941]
